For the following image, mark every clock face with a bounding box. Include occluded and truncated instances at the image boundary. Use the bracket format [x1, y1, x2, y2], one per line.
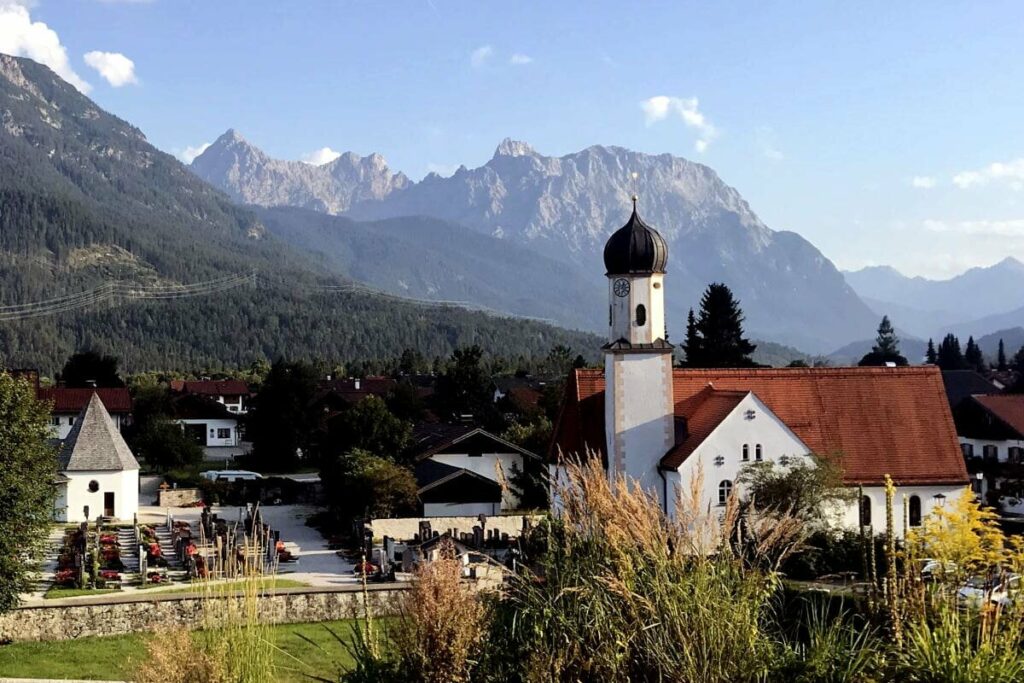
[613, 278, 630, 297]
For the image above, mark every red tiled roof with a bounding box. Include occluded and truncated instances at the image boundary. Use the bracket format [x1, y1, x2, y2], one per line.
[551, 366, 968, 486]
[182, 380, 249, 396]
[39, 387, 132, 414]
[660, 387, 747, 469]
[972, 394, 1024, 438]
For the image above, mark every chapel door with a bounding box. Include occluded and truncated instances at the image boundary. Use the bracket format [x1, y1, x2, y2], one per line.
[104, 491, 115, 517]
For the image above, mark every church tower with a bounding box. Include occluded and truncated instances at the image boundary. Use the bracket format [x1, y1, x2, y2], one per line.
[602, 197, 675, 501]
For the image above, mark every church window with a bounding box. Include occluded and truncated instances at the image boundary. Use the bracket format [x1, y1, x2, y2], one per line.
[718, 480, 733, 506]
[859, 496, 872, 527]
[742, 444, 749, 461]
[909, 495, 922, 527]
[635, 304, 646, 326]
[755, 444, 763, 462]
[88, 480, 100, 493]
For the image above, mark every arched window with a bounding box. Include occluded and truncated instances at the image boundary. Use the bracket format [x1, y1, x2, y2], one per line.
[859, 495, 872, 527]
[718, 480, 733, 506]
[742, 444, 749, 461]
[755, 444, 763, 462]
[635, 304, 647, 326]
[908, 495, 922, 527]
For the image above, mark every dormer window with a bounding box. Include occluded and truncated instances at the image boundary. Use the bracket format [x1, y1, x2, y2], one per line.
[635, 304, 646, 326]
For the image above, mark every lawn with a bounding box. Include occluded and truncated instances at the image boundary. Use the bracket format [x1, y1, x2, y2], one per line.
[43, 586, 122, 599]
[0, 619, 360, 682]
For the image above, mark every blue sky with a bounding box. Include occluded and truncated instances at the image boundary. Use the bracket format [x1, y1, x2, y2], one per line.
[4, 0, 1024, 278]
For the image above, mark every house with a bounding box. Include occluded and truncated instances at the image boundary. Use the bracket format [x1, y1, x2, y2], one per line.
[952, 394, 1024, 511]
[549, 200, 968, 536]
[53, 393, 140, 522]
[411, 423, 541, 516]
[173, 379, 250, 414]
[941, 370, 1001, 411]
[171, 393, 241, 448]
[39, 386, 132, 439]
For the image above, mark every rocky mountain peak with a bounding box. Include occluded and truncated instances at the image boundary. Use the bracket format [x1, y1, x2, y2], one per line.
[493, 138, 536, 158]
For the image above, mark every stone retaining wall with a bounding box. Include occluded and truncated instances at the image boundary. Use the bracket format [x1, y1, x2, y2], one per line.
[0, 586, 404, 643]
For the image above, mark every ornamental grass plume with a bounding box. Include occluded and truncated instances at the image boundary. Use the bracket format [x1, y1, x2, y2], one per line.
[500, 452, 806, 683]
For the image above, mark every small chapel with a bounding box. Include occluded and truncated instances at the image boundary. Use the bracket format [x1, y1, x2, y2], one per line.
[550, 200, 970, 535]
[53, 393, 140, 523]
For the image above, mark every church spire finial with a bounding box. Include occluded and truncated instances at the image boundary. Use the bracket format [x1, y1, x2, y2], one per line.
[630, 171, 639, 211]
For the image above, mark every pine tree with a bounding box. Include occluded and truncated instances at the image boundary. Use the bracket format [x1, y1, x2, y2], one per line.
[926, 338, 937, 365]
[964, 336, 985, 372]
[936, 333, 966, 371]
[682, 308, 702, 367]
[997, 339, 1008, 371]
[690, 283, 757, 367]
[858, 315, 908, 366]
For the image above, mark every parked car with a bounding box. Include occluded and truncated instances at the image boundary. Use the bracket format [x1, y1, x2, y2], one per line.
[201, 469, 263, 482]
[957, 573, 1021, 608]
[919, 558, 957, 583]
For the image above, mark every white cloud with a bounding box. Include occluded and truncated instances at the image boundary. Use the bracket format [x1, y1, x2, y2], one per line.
[952, 157, 1024, 190]
[470, 45, 493, 69]
[911, 176, 936, 189]
[83, 50, 138, 87]
[0, 1, 91, 93]
[177, 142, 210, 164]
[640, 95, 718, 154]
[300, 146, 342, 165]
[509, 53, 533, 65]
[755, 126, 784, 161]
[922, 218, 1024, 237]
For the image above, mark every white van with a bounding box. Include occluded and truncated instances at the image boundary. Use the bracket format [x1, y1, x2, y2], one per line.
[201, 469, 263, 482]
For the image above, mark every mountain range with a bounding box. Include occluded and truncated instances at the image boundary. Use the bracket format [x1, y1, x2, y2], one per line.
[193, 132, 878, 352]
[0, 53, 599, 372]
[843, 258, 1024, 343]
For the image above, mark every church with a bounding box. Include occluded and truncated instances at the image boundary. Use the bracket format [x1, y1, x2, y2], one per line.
[550, 201, 969, 535]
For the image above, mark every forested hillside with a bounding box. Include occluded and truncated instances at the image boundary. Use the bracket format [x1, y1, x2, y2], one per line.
[0, 53, 598, 371]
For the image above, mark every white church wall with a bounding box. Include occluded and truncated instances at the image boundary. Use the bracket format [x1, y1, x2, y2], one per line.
[837, 484, 967, 539]
[668, 393, 810, 519]
[63, 469, 139, 523]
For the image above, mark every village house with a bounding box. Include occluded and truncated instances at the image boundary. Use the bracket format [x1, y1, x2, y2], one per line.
[171, 379, 251, 414]
[39, 385, 132, 439]
[952, 393, 1024, 513]
[411, 423, 541, 516]
[549, 201, 969, 535]
[53, 393, 140, 523]
[171, 393, 241, 448]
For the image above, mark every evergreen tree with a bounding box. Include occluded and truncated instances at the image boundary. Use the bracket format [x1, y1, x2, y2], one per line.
[689, 284, 757, 368]
[0, 373, 55, 612]
[926, 339, 937, 365]
[858, 315, 908, 366]
[1010, 345, 1024, 393]
[245, 359, 320, 471]
[682, 309, 702, 367]
[936, 334, 967, 371]
[59, 350, 124, 388]
[998, 339, 1008, 371]
[964, 336, 985, 372]
[435, 346, 503, 428]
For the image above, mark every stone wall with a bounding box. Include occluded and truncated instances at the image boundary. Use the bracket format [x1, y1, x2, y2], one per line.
[368, 514, 542, 542]
[0, 585, 405, 643]
[157, 488, 202, 507]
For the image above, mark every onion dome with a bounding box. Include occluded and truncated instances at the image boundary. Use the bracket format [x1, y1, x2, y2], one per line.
[603, 198, 668, 275]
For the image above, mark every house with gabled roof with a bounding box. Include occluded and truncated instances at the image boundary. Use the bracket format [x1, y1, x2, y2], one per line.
[38, 386, 132, 439]
[411, 423, 541, 516]
[953, 393, 1024, 510]
[53, 393, 140, 522]
[172, 379, 251, 414]
[549, 201, 969, 536]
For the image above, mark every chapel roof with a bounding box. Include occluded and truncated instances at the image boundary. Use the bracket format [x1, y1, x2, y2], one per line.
[58, 393, 140, 472]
